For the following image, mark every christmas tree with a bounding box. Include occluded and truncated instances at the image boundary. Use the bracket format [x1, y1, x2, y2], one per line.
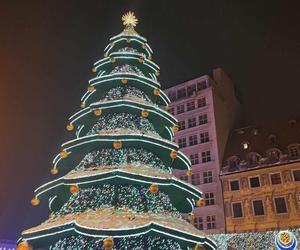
[18, 12, 217, 250]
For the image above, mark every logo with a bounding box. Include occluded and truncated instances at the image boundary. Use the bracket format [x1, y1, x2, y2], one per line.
[275, 230, 297, 250]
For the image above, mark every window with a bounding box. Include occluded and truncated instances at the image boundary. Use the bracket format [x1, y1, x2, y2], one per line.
[192, 173, 201, 185]
[177, 88, 186, 99]
[169, 107, 175, 115]
[197, 81, 207, 91]
[187, 84, 196, 96]
[206, 215, 216, 229]
[232, 202, 243, 218]
[180, 175, 188, 182]
[176, 105, 185, 114]
[228, 157, 240, 169]
[230, 180, 240, 191]
[201, 151, 211, 163]
[168, 91, 176, 101]
[270, 173, 282, 185]
[198, 97, 206, 108]
[274, 197, 288, 214]
[178, 138, 187, 148]
[187, 101, 195, 111]
[188, 117, 197, 128]
[203, 171, 213, 183]
[253, 200, 264, 216]
[205, 193, 215, 206]
[200, 132, 209, 143]
[289, 145, 300, 157]
[293, 169, 300, 181]
[199, 114, 208, 125]
[193, 217, 203, 230]
[249, 176, 260, 188]
[190, 154, 199, 165]
[178, 121, 186, 130]
[189, 135, 198, 146]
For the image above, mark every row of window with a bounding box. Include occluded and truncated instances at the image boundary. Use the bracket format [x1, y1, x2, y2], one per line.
[180, 171, 213, 185]
[169, 97, 206, 115]
[178, 114, 208, 130]
[167, 81, 208, 101]
[229, 169, 300, 191]
[178, 132, 210, 148]
[232, 196, 291, 218]
[193, 215, 216, 230]
[189, 151, 212, 165]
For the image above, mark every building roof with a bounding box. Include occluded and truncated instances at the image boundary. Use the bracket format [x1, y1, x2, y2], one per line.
[221, 117, 300, 175]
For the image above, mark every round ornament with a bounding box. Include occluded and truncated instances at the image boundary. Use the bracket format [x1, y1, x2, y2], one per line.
[17, 241, 31, 250]
[50, 167, 58, 175]
[113, 141, 122, 149]
[155, 71, 160, 77]
[87, 85, 95, 92]
[186, 169, 193, 176]
[59, 150, 68, 159]
[126, 38, 132, 43]
[121, 79, 128, 84]
[103, 237, 114, 249]
[172, 125, 179, 133]
[66, 123, 74, 131]
[110, 57, 116, 63]
[197, 198, 205, 206]
[80, 102, 86, 109]
[94, 108, 102, 116]
[141, 110, 149, 118]
[91, 67, 97, 72]
[104, 52, 108, 57]
[138, 57, 144, 63]
[148, 55, 152, 60]
[142, 43, 147, 49]
[187, 212, 195, 221]
[149, 183, 159, 193]
[31, 197, 40, 206]
[170, 150, 177, 160]
[70, 185, 79, 194]
[153, 88, 161, 96]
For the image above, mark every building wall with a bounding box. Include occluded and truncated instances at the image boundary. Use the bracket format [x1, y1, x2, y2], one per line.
[221, 161, 300, 233]
[165, 70, 239, 234]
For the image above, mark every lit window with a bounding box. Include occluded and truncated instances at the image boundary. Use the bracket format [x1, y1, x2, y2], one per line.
[274, 197, 288, 214]
[232, 202, 243, 218]
[293, 169, 300, 181]
[270, 173, 282, 185]
[249, 176, 260, 188]
[206, 215, 216, 229]
[190, 154, 199, 165]
[189, 135, 198, 146]
[193, 216, 203, 230]
[230, 180, 240, 191]
[198, 97, 206, 108]
[200, 132, 209, 143]
[288, 144, 300, 157]
[199, 114, 208, 125]
[253, 200, 264, 216]
[205, 192, 215, 206]
[187, 84, 196, 96]
[201, 151, 211, 163]
[197, 81, 207, 91]
[177, 88, 186, 99]
[187, 101, 195, 111]
[178, 138, 187, 148]
[178, 121, 186, 130]
[176, 105, 185, 114]
[188, 117, 197, 128]
[191, 173, 201, 185]
[203, 171, 213, 183]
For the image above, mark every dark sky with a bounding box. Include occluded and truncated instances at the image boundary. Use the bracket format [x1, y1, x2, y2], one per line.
[0, 0, 299, 240]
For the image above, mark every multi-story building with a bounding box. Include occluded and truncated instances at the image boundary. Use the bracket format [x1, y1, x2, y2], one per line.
[0, 239, 16, 250]
[165, 68, 240, 233]
[220, 118, 300, 233]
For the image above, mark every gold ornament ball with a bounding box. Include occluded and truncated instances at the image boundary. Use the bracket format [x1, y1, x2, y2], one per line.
[194, 244, 206, 250]
[149, 183, 159, 194]
[31, 197, 40, 206]
[94, 108, 102, 116]
[138, 57, 144, 63]
[148, 55, 152, 60]
[187, 212, 195, 221]
[172, 125, 179, 133]
[66, 123, 74, 131]
[103, 237, 114, 249]
[50, 167, 59, 175]
[80, 102, 86, 109]
[17, 241, 31, 250]
[91, 67, 97, 72]
[110, 57, 116, 63]
[121, 79, 128, 84]
[87, 85, 95, 92]
[153, 88, 161, 96]
[186, 169, 193, 176]
[59, 150, 68, 159]
[113, 141, 122, 149]
[142, 43, 147, 49]
[126, 38, 132, 43]
[104, 53, 108, 57]
[197, 198, 205, 206]
[170, 150, 177, 160]
[70, 185, 79, 194]
[141, 110, 149, 118]
[155, 71, 160, 77]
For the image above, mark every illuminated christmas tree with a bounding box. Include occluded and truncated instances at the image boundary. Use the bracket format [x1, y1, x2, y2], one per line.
[18, 12, 217, 250]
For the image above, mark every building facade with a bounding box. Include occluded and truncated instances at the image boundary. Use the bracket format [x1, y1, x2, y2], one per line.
[221, 119, 300, 233]
[165, 68, 240, 233]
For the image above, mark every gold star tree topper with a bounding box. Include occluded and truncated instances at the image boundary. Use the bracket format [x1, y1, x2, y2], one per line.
[122, 11, 138, 28]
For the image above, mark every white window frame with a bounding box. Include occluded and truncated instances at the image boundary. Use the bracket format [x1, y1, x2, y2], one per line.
[292, 169, 300, 182]
[252, 199, 265, 216]
[231, 201, 244, 218]
[229, 179, 240, 192]
[248, 175, 261, 188]
[269, 172, 282, 185]
[273, 196, 288, 214]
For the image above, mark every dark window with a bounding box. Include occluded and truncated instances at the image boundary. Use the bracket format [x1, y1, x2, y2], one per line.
[201, 151, 211, 163]
[178, 121, 185, 130]
[187, 101, 195, 111]
[203, 171, 213, 183]
[274, 197, 288, 214]
[190, 154, 199, 165]
[200, 132, 209, 143]
[177, 88, 186, 99]
[205, 193, 215, 206]
[197, 81, 207, 91]
[270, 173, 282, 185]
[188, 117, 197, 128]
[168, 91, 176, 101]
[176, 105, 185, 114]
[293, 170, 300, 181]
[178, 138, 186, 148]
[232, 203, 243, 218]
[249, 177, 260, 188]
[193, 217, 203, 230]
[253, 200, 264, 216]
[189, 135, 198, 146]
[192, 173, 201, 185]
[198, 97, 206, 108]
[206, 215, 216, 229]
[169, 107, 175, 115]
[187, 84, 196, 96]
[230, 180, 240, 191]
[199, 114, 208, 125]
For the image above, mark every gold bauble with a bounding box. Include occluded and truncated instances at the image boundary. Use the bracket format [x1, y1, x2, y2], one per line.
[70, 185, 79, 194]
[59, 150, 68, 159]
[194, 244, 206, 250]
[172, 125, 179, 133]
[87, 85, 95, 92]
[110, 57, 116, 63]
[50, 167, 58, 175]
[197, 198, 205, 206]
[142, 43, 147, 49]
[103, 237, 114, 249]
[149, 183, 159, 194]
[66, 123, 74, 131]
[104, 53, 108, 57]
[126, 38, 132, 43]
[31, 197, 40, 206]
[153, 88, 161, 96]
[113, 141, 122, 149]
[94, 108, 102, 116]
[187, 212, 195, 221]
[138, 57, 144, 63]
[91, 67, 97, 72]
[155, 71, 160, 77]
[170, 150, 177, 159]
[121, 79, 128, 84]
[186, 169, 193, 176]
[80, 102, 86, 109]
[17, 241, 31, 250]
[148, 55, 152, 60]
[141, 110, 149, 118]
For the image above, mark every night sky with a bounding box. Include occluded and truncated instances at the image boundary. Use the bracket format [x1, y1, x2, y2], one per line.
[0, 1, 299, 240]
